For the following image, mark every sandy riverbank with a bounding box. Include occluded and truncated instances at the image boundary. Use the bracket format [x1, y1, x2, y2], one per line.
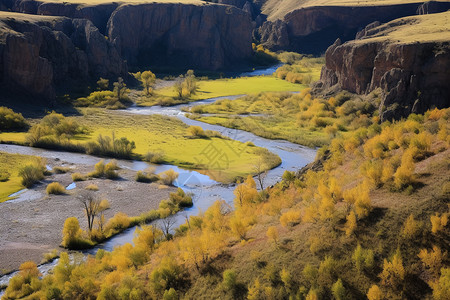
[0, 158, 176, 274]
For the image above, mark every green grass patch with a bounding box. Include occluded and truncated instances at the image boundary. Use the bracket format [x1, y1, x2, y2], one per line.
[139, 76, 304, 106]
[75, 109, 280, 183]
[0, 152, 43, 202]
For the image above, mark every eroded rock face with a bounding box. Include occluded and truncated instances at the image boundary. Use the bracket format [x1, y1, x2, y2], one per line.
[259, 1, 450, 54]
[0, 13, 126, 99]
[107, 3, 253, 70]
[7, 0, 253, 71]
[320, 31, 450, 120]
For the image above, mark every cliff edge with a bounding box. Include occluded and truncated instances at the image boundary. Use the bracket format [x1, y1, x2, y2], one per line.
[0, 11, 126, 99]
[319, 11, 450, 120]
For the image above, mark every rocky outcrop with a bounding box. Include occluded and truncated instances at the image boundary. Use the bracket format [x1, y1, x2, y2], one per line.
[6, 0, 253, 70]
[259, 1, 450, 54]
[0, 12, 126, 99]
[319, 13, 450, 120]
[10, 0, 119, 34]
[107, 3, 253, 70]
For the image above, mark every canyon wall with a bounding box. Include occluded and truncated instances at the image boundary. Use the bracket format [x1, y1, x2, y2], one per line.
[5, 0, 253, 70]
[319, 14, 450, 120]
[0, 12, 126, 99]
[107, 3, 252, 70]
[258, 1, 450, 54]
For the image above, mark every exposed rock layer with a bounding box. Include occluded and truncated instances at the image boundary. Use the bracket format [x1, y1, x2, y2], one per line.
[259, 1, 450, 53]
[107, 3, 252, 70]
[6, 0, 253, 70]
[0, 12, 126, 99]
[319, 14, 450, 120]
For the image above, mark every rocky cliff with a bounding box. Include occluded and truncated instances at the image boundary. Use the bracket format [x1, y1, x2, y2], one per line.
[319, 12, 450, 120]
[0, 12, 126, 99]
[258, 1, 450, 54]
[107, 3, 253, 70]
[5, 0, 253, 71]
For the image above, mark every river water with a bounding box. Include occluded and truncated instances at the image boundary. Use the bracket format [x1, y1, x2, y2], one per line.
[0, 66, 316, 290]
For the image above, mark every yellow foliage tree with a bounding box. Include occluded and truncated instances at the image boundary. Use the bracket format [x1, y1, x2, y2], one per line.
[431, 268, 450, 300]
[345, 211, 357, 237]
[418, 246, 445, 278]
[380, 250, 405, 291]
[401, 214, 421, 240]
[280, 210, 302, 227]
[431, 213, 449, 234]
[266, 226, 279, 245]
[367, 284, 384, 300]
[394, 147, 416, 190]
[62, 217, 82, 248]
[229, 215, 248, 240]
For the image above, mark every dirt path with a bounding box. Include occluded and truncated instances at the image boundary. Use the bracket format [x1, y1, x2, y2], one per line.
[0, 158, 176, 274]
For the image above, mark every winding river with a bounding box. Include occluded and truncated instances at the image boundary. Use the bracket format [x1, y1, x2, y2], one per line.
[0, 68, 316, 290]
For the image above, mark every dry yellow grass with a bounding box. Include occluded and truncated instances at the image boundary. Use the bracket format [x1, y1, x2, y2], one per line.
[263, 0, 450, 20]
[35, 0, 206, 6]
[355, 11, 450, 44]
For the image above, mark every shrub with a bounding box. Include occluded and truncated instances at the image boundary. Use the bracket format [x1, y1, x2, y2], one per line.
[401, 214, 422, 240]
[345, 211, 357, 237]
[53, 166, 71, 174]
[159, 169, 179, 186]
[144, 151, 165, 163]
[367, 285, 384, 300]
[106, 212, 130, 233]
[332, 279, 346, 300]
[394, 148, 416, 190]
[0, 106, 28, 131]
[222, 269, 237, 290]
[431, 268, 450, 300]
[105, 160, 119, 179]
[136, 169, 159, 183]
[418, 246, 444, 277]
[71, 173, 86, 181]
[353, 244, 375, 273]
[266, 226, 279, 245]
[19, 164, 45, 188]
[169, 188, 193, 208]
[187, 125, 207, 138]
[46, 182, 66, 195]
[280, 210, 301, 227]
[85, 184, 99, 191]
[380, 250, 405, 291]
[89, 160, 106, 178]
[62, 217, 82, 248]
[86, 134, 136, 159]
[88, 160, 119, 179]
[431, 213, 448, 234]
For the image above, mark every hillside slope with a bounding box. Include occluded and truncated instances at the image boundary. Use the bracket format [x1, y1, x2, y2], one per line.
[319, 11, 450, 120]
[257, 0, 450, 53]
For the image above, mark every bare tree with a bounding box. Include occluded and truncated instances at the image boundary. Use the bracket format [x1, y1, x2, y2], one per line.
[78, 193, 101, 233]
[253, 159, 268, 191]
[158, 215, 177, 239]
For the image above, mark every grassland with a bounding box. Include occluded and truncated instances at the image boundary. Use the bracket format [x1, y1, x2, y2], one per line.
[355, 11, 450, 44]
[78, 109, 279, 182]
[0, 109, 280, 183]
[262, 0, 445, 20]
[6, 107, 448, 299]
[138, 76, 304, 106]
[0, 152, 42, 202]
[186, 88, 376, 148]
